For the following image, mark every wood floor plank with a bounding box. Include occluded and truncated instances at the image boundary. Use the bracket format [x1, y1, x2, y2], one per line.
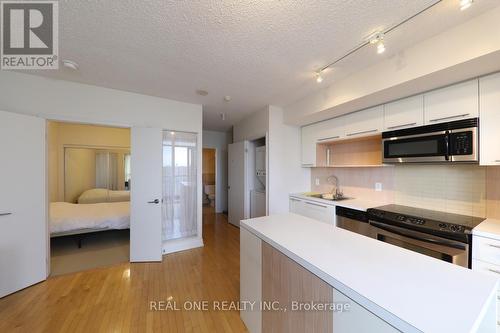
[0, 208, 247, 333]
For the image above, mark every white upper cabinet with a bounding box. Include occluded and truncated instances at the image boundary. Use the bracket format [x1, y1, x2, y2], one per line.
[301, 123, 318, 167]
[316, 117, 344, 143]
[384, 95, 424, 131]
[479, 73, 500, 165]
[423, 79, 479, 125]
[343, 106, 384, 138]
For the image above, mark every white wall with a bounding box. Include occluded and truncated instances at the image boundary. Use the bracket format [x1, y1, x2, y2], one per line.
[203, 130, 232, 213]
[267, 106, 310, 214]
[284, 6, 500, 126]
[0, 72, 201, 131]
[233, 107, 269, 142]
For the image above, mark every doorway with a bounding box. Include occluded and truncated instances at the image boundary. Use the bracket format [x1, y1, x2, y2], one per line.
[202, 148, 216, 214]
[47, 121, 131, 276]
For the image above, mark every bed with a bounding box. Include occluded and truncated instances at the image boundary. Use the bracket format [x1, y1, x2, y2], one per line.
[50, 201, 130, 237]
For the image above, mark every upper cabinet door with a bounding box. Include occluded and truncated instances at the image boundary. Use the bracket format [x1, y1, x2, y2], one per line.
[343, 106, 384, 138]
[479, 73, 500, 165]
[424, 79, 479, 125]
[301, 124, 317, 167]
[384, 95, 424, 131]
[316, 117, 344, 143]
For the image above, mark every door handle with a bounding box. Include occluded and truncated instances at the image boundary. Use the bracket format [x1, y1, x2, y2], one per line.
[0, 212, 12, 216]
[148, 199, 160, 204]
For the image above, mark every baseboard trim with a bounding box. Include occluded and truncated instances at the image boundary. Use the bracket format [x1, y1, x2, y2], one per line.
[162, 237, 204, 255]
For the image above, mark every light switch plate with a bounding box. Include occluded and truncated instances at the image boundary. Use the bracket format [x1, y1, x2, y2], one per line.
[375, 182, 383, 192]
[315, 178, 320, 186]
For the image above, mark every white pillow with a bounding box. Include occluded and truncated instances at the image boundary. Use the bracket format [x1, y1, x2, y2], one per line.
[77, 188, 109, 204]
[108, 190, 130, 203]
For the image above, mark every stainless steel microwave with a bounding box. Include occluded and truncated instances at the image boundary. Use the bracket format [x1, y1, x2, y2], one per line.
[382, 118, 478, 163]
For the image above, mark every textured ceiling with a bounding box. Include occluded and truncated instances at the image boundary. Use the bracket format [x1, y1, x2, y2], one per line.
[19, 0, 500, 131]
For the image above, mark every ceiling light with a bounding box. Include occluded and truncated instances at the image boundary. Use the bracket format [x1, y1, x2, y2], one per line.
[369, 32, 385, 54]
[377, 41, 386, 54]
[459, 0, 473, 10]
[61, 59, 79, 71]
[196, 89, 208, 96]
[315, 71, 323, 83]
[224, 96, 231, 102]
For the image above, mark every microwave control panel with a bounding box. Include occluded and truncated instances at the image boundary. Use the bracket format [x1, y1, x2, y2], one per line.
[450, 131, 473, 155]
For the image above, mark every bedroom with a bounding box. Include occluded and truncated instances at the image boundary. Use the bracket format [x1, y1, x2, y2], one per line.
[47, 121, 132, 275]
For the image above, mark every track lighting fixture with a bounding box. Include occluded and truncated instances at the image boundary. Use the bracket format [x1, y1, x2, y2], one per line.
[369, 32, 386, 54]
[312, 1, 472, 82]
[459, 0, 473, 11]
[315, 71, 323, 83]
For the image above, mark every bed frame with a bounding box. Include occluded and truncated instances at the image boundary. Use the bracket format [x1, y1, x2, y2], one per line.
[51, 228, 129, 248]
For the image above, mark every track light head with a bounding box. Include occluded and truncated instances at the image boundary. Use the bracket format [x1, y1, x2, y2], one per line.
[459, 0, 473, 10]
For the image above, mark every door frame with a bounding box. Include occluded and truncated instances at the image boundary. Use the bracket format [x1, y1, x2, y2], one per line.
[202, 147, 217, 211]
[45, 118, 133, 275]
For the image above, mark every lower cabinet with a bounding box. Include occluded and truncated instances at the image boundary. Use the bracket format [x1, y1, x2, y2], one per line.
[472, 234, 500, 331]
[240, 228, 400, 333]
[289, 197, 335, 225]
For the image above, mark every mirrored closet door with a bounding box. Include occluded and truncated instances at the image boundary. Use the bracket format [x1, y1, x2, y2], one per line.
[162, 131, 198, 241]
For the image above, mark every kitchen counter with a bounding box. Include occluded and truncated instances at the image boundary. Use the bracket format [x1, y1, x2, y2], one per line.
[241, 213, 498, 333]
[474, 218, 500, 240]
[289, 192, 389, 211]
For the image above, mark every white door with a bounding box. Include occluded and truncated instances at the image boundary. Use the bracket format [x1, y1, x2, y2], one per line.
[228, 141, 248, 227]
[130, 127, 163, 262]
[0, 111, 47, 298]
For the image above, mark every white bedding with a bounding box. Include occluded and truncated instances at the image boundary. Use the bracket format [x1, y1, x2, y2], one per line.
[50, 201, 130, 235]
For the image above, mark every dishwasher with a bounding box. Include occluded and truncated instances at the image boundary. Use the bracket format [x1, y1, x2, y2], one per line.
[335, 206, 372, 238]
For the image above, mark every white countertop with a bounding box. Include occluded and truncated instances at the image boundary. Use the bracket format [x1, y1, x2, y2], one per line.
[241, 213, 498, 333]
[289, 192, 389, 211]
[474, 218, 500, 240]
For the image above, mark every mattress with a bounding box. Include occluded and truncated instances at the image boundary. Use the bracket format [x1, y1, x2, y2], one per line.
[50, 201, 130, 235]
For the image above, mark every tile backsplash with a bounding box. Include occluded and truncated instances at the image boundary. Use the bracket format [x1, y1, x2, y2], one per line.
[393, 165, 486, 217]
[311, 165, 500, 218]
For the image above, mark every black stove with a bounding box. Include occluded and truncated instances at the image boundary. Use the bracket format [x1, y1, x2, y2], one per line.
[367, 204, 485, 243]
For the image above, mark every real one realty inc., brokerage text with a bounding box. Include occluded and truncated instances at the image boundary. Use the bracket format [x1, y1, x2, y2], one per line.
[149, 300, 351, 312]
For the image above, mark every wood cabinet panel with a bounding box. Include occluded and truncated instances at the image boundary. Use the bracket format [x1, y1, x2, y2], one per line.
[262, 242, 333, 333]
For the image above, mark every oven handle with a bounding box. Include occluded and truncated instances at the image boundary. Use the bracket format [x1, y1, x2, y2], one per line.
[369, 221, 466, 250]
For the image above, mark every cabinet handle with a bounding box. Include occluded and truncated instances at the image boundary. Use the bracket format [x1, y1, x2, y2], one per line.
[488, 244, 500, 249]
[346, 129, 378, 137]
[290, 198, 301, 202]
[302, 163, 314, 167]
[488, 268, 500, 275]
[386, 122, 417, 130]
[305, 201, 328, 208]
[0, 212, 12, 217]
[494, 160, 500, 163]
[429, 113, 469, 122]
[318, 136, 340, 142]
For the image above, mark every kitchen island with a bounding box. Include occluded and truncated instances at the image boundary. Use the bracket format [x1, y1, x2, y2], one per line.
[240, 213, 498, 333]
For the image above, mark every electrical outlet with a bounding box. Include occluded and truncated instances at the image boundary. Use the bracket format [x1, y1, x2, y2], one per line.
[315, 178, 320, 186]
[375, 182, 383, 192]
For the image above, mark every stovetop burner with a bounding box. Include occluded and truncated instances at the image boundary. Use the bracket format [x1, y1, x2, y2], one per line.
[367, 204, 485, 242]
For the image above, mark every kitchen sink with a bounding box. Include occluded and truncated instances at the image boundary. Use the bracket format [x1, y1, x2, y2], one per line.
[305, 193, 351, 201]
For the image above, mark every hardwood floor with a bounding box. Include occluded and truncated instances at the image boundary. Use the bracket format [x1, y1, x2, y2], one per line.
[0, 209, 248, 333]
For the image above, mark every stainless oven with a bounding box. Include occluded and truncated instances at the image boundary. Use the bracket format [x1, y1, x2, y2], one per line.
[382, 118, 478, 163]
[369, 221, 469, 267]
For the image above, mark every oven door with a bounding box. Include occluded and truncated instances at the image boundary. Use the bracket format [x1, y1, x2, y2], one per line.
[383, 130, 449, 163]
[369, 221, 469, 267]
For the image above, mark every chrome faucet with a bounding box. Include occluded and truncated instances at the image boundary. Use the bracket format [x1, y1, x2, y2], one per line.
[326, 175, 343, 199]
